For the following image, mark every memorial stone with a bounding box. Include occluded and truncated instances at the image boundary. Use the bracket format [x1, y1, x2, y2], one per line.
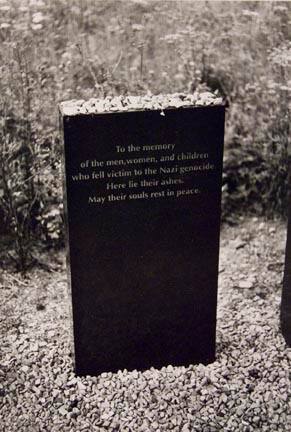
[281, 163, 291, 346]
[60, 92, 225, 376]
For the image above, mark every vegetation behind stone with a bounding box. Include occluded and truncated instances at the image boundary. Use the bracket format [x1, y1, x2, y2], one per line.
[0, 0, 290, 269]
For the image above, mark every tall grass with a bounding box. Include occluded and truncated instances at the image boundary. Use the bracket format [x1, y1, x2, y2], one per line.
[0, 0, 290, 269]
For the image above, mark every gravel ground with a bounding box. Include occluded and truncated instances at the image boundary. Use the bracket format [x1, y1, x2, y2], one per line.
[1, 217, 291, 432]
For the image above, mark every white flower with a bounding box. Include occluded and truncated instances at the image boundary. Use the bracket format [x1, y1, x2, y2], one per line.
[0, 22, 10, 29]
[32, 12, 45, 24]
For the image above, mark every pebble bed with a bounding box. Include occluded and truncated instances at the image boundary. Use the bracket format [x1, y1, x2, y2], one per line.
[1, 218, 291, 431]
[59, 92, 224, 116]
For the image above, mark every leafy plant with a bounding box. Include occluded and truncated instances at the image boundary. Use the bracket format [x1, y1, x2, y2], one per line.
[0, 0, 290, 269]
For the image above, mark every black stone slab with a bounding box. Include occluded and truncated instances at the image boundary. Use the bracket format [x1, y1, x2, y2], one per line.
[61, 103, 225, 376]
[281, 167, 291, 346]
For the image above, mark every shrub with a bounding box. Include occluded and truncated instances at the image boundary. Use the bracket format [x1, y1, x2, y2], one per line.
[0, 0, 290, 269]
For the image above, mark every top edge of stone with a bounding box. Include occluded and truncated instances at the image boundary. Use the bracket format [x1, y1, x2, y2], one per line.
[59, 92, 225, 116]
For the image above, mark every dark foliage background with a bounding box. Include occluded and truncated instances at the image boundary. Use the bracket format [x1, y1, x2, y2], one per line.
[0, 0, 290, 270]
